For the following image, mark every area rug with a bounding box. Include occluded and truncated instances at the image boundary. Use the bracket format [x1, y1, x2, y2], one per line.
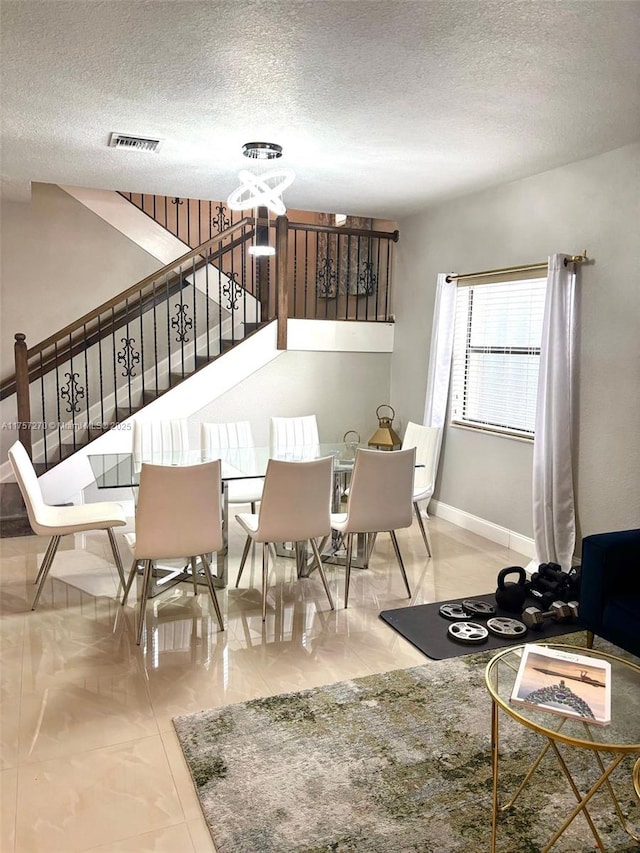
[379, 592, 582, 660]
[173, 638, 638, 853]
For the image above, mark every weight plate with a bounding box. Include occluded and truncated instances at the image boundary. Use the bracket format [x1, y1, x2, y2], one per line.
[439, 603, 472, 621]
[461, 599, 496, 618]
[447, 621, 489, 644]
[486, 617, 528, 638]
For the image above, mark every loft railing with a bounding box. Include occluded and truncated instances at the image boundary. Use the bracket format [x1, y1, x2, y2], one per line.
[3, 211, 398, 469]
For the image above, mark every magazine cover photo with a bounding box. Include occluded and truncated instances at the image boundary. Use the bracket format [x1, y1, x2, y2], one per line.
[511, 646, 611, 725]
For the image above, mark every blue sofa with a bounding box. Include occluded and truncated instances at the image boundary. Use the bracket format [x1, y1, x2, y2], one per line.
[579, 528, 640, 658]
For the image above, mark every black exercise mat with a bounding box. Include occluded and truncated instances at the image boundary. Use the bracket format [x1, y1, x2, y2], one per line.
[380, 593, 582, 660]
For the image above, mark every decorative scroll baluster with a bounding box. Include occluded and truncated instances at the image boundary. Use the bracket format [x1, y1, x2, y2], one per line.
[60, 371, 85, 414]
[222, 271, 242, 312]
[212, 204, 230, 234]
[358, 259, 377, 297]
[171, 301, 192, 343]
[317, 256, 337, 299]
[116, 336, 140, 377]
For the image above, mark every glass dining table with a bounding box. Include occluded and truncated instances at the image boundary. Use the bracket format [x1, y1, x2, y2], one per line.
[87, 443, 362, 593]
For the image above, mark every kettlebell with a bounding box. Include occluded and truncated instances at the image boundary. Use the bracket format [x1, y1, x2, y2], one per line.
[495, 566, 527, 613]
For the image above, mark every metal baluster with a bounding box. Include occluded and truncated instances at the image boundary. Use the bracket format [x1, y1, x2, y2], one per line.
[83, 323, 89, 449]
[356, 235, 362, 320]
[292, 229, 298, 318]
[152, 281, 158, 395]
[112, 306, 118, 418]
[139, 287, 145, 402]
[97, 313, 105, 431]
[304, 229, 309, 318]
[384, 239, 391, 321]
[345, 234, 352, 321]
[192, 256, 197, 371]
[166, 272, 171, 386]
[54, 341, 62, 464]
[204, 248, 211, 360]
[217, 259, 223, 357]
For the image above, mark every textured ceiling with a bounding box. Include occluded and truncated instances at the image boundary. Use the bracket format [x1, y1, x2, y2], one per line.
[1, 0, 639, 218]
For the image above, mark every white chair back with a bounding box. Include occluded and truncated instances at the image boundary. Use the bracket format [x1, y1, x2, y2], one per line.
[343, 448, 415, 533]
[402, 422, 440, 498]
[201, 421, 254, 452]
[8, 441, 47, 534]
[133, 418, 189, 462]
[252, 456, 333, 543]
[134, 460, 223, 560]
[269, 415, 319, 454]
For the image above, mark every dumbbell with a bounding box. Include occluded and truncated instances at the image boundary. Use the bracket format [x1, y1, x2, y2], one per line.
[522, 600, 578, 630]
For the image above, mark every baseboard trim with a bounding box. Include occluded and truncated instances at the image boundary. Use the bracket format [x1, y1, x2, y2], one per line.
[429, 499, 536, 559]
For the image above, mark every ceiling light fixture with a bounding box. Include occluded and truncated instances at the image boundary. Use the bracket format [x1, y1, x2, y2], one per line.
[227, 142, 295, 217]
[227, 142, 295, 257]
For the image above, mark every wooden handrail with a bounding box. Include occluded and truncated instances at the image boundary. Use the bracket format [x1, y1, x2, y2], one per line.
[288, 222, 399, 242]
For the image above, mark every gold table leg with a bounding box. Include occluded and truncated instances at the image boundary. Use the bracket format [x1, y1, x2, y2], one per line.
[490, 698, 499, 853]
[490, 702, 639, 852]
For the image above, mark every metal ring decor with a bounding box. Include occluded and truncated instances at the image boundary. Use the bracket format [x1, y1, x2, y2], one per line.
[376, 404, 395, 421]
[343, 430, 361, 444]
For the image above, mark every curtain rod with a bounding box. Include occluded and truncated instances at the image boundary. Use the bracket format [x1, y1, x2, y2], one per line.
[445, 251, 588, 283]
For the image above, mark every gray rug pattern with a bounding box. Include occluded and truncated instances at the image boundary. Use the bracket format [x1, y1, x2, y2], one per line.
[174, 638, 639, 853]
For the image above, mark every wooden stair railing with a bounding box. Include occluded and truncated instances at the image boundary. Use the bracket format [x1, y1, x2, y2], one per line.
[5, 217, 282, 467]
[4, 207, 398, 470]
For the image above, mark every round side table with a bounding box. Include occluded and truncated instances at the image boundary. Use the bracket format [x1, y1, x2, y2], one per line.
[485, 643, 640, 852]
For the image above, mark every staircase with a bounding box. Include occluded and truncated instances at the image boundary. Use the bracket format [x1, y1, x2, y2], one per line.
[0, 199, 399, 516]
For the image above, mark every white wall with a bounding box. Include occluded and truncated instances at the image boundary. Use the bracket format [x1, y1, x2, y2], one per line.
[191, 349, 391, 448]
[0, 183, 160, 379]
[392, 142, 640, 545]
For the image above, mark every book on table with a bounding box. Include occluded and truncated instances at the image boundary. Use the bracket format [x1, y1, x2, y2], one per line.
[510, 645, 611, 726]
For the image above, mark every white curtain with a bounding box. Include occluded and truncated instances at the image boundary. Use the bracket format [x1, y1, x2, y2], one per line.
[419, 273, 457, 511]
[532, 254, 577, 570]
[423, 273, 457, 428]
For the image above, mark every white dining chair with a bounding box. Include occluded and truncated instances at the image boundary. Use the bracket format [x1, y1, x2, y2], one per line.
[132, 417, 190, 463]
[201, 421, 263, 511]
[331, 447, 415, 607]
[269, 415, 320, 457]
[401, 422, 440, 556]
[122, 460, 224, 644]
[235, 456, 335, 621]
[8, 440, 127, 610]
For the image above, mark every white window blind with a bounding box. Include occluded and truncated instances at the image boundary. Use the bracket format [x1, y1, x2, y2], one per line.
[450, 277, 546, 438]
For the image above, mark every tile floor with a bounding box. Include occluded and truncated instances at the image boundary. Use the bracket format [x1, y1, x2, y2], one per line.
[0, 514, 527, 852]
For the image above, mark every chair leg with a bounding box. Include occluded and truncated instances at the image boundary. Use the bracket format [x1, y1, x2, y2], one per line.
[235, 536, 252, 587]
[344, 533, 354, 608]
[413, 502, 432, 556]
[262, 542, 269, 622]
[390, 530, 412, 598]
[32, 535, 62, 610]
[107, 527, 126, 588]
[136, 559, 153, 645]
[34, 536, 59, 585]
[309, 538, 334, 611]
[199, 554, 224, 630]
[122, 558, 139, 605]
[190, 557, 199, 596]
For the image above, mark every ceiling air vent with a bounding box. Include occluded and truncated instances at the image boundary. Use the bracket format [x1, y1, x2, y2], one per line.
[109, 133, 162, 152]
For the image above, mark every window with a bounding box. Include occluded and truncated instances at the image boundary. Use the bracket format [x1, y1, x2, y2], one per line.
[450, 276, 546, 438]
